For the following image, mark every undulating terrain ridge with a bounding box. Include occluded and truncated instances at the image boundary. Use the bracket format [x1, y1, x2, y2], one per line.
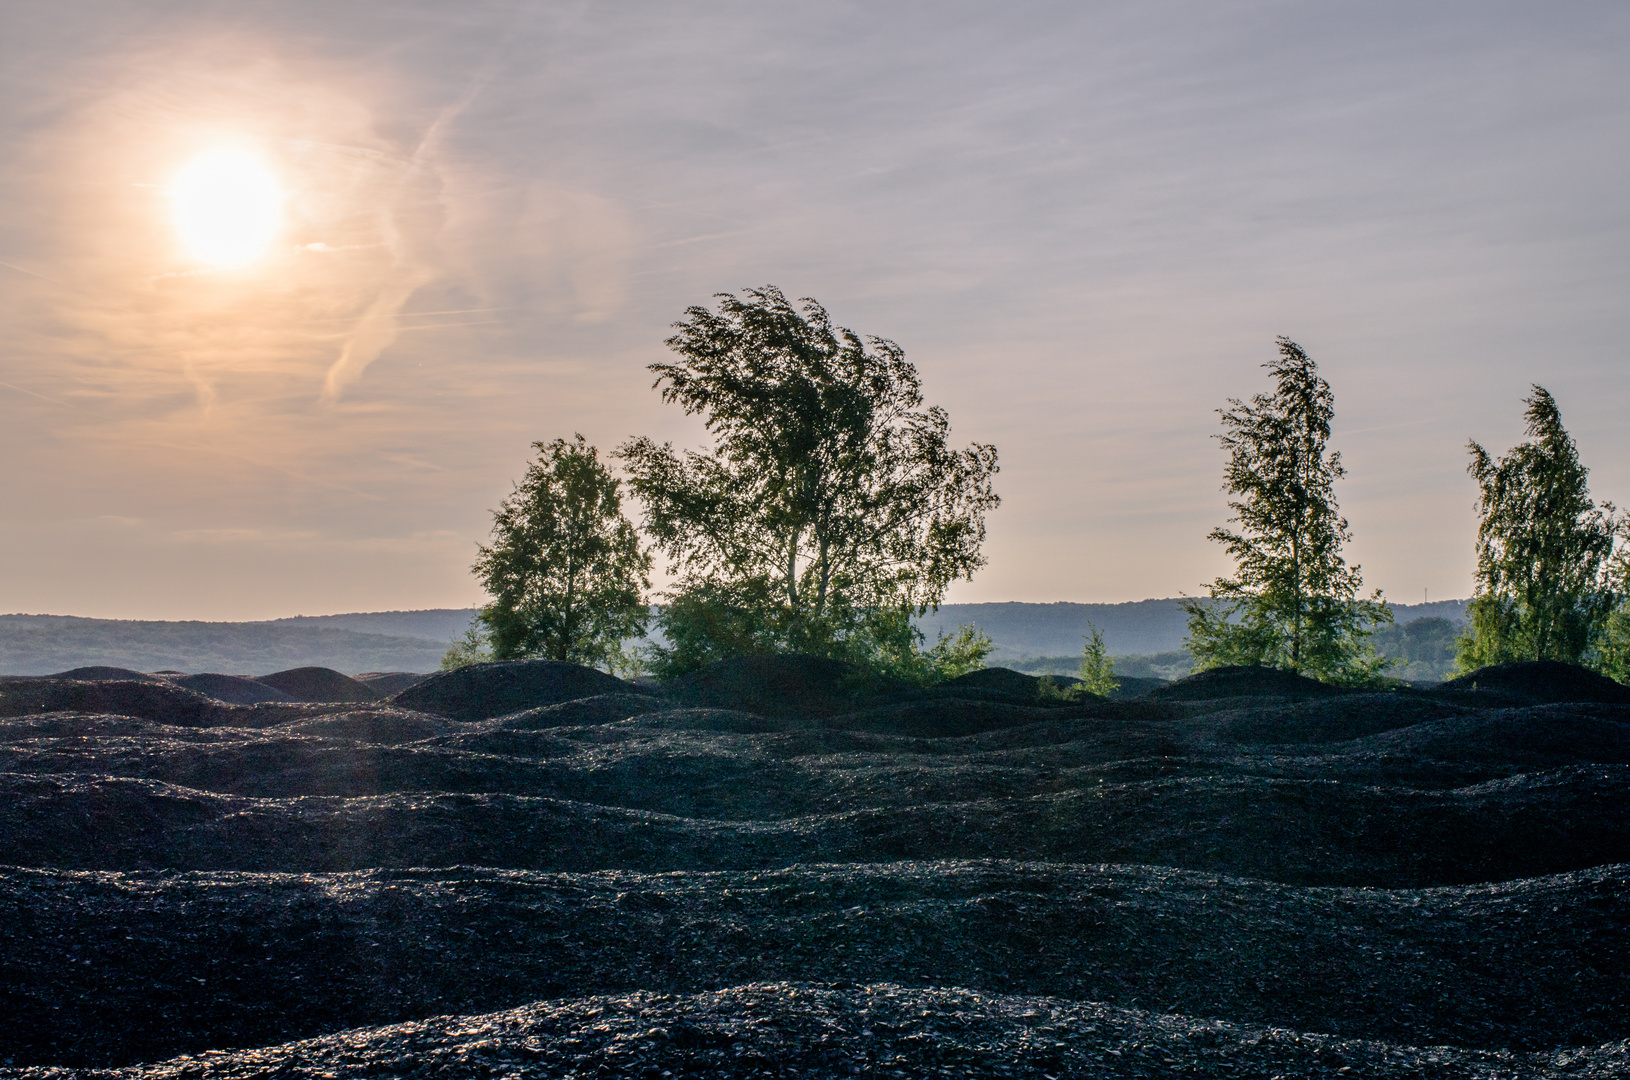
[2, 657, 1628, 1077]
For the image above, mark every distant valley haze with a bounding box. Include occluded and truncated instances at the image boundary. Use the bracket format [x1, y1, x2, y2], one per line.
[1, 3, 1626, 622]
[0, 599, 1468, 676]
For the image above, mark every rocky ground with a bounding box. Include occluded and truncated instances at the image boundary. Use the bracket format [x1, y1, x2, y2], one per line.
[1, 658, 1627, 1077]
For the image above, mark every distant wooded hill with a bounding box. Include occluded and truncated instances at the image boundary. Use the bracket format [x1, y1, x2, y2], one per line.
[0, 612, 473, 676]
[0, 599, 1468, 676]
[919, 598, 1469, 661]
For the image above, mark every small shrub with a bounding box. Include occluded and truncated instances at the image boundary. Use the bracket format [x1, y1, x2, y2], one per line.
[440, 624, 492, 671]
[1076, 624, 1119, 697]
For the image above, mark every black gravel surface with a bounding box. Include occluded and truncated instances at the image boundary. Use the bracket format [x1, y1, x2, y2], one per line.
[255, 668, 380, 704]
[390, 662, 641, 720]
[2, 860, 1626, 1066]
[164, 675, 293, 705]
[3, 764, 1627, 883]
[1438, 660, 1630, 705]
[663, 655, 914, 718]
[19, 982, 1630, 1080]
[2, 658, 1628, 1077]
[44, 668, 162, 683]
[1150, 664, 1344, 701]
[0, 681, 224, 726]
[352, 672, 431, 696]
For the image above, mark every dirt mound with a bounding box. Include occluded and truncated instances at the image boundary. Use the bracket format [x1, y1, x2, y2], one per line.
[389, 660, 636, 720]
[280, 709, 462, 744]
[829, 698, 1077, 737]
[166, 673, 293, 704]
[204, 701, 340, 730]
[0, 678, 220, 726]
[23, 981, 1630, 1080]
[0, 714, 161, 739]
[353, 671, 431, 695]
[256, 666, 381, 703]
[1440, 660, 1630, 704]
[1110, 674, 1170, 698]
[419, 727, 599, 760]
[939, 666, 1048, 698]
[495, 693, 671, 730]
[2, 863, 1627, 1068]
[9, 646, 1630, 1073]
[665, 653, 912, 717]
[621, 708, 812, 734]
[46, 666, 162, 682]
[1193, 693, 1470, 744]
[919, 668, 1173, 704]
[8, 765, 1628, 884]
[1346, 704, 1630, 767]
[1151, 664, 1344, 701]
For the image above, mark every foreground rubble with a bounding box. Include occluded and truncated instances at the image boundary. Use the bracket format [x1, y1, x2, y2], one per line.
[8, 983, 1630, 1080]
[2, 861, 1626, 1065]
[1, 659, 1627, 1076]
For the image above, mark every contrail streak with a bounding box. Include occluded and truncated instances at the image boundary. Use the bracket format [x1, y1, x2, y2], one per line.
[0, 260, 63, 284]
[0, 380, 72, 406]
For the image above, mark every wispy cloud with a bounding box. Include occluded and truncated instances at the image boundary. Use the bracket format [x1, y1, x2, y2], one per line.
[320, 268, 433, 402]
[0, 260, 63, 284]
[0, 1, 1626, 617]
[0, 380, 73, 407]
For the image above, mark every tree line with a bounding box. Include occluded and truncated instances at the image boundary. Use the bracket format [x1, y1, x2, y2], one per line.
[450, 287, 1630, 688]
[451, 286, 998, 684]
[1178, 338, 1628, 683]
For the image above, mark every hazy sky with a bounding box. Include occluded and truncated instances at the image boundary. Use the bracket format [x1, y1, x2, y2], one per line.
[2, 1, 1627, 620]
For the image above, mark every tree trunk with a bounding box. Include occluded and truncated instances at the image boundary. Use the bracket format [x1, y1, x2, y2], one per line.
[815, 534, 831, 615]
[559, 514, 580, 663]
[786, 529, 800, 607]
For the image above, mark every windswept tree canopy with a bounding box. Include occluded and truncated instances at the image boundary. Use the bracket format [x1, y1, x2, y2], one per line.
[1183, 337, 1391, 683]
[619, 286, 999, 674]
[1459, 386, 1621, 670]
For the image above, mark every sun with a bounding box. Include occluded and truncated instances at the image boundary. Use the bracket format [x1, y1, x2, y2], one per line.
[169, 146, 282, 267]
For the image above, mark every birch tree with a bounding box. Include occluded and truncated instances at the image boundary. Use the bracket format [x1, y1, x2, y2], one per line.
[473, 435, 650, 667]
[1183, 338, 1392, 683]
[619, 286, 999, 676]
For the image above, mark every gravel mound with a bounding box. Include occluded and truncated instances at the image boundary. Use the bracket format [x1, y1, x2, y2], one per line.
[1152, 664, 1345, 701]
[1109, 674, 1170, 697]
[664, 653, 912, 717]
[827, 697, 1081, 737]
[256, 667, 381, 703]
[1, 862, 1625, 1068]
[166, 673, 294, 704]
[12, 981, 1626, 1080]
[1344, 704, 1630, 766]
[279, 708, 463, 744]
[0, 713, 163, 739]
[352, 671, 430, 695]
[1440, 660, 1630, 705]
[46, 666, 161, 682]
[0, 679, 221, 726]
[388, 660, 637, 719]
[7, 652, 1630, 1075]
[6, 767, 1626, 883]
[938, 666, 1053, 699]
[495, 693, 671, 730]
[619, 707, 813, 734]
[1192, 692, 1471, 744]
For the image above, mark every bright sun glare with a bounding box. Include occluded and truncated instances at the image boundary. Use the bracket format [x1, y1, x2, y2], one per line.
[169, 146, 282, 267]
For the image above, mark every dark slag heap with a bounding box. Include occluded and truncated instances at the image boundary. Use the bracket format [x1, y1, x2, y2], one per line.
[1, 657, 1628, 1078]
